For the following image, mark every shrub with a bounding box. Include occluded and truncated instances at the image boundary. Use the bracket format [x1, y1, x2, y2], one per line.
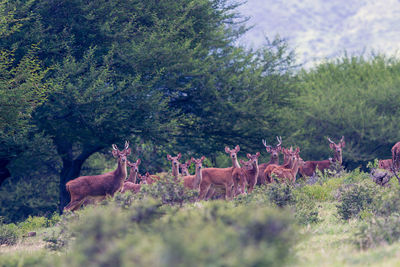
[0, 251, 48, 267]
[139, 173, 198, 205]
[18, 213, 60, 233]
[294, 192, 320, 225]
[0, 222, 19, 245]
[336, 181, 380, 220]
[266, 183, 296, 208]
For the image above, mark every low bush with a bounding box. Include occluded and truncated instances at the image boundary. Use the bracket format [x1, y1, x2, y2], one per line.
[266, 183, 296, 208]
[336, 180, 381, 220]
[0, 222, 19, 245]
[18, 213, 60, 233]
[294, 192, 320, 225]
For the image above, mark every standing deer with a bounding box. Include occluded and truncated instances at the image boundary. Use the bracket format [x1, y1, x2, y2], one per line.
[392, 142, 400, 171]
[239, 152, 260, 193]
[121, 159, 141, 194]
[180, 159, 192, 176]
[270, 148, 303, 183]
[257, 136, 282, 185]
[64, 141, 131, 211]
[264, 147, 296, 183]
[167, 153, 182, 179]
[183, 156, 205, 190]
[299, 136, 345, 177]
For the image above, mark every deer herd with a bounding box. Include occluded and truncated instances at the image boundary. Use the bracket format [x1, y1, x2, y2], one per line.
[64, 137, 400, 212]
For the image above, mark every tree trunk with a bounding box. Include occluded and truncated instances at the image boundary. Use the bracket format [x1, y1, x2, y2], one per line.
[0, 158, 11, 186]
[57, 144, 104, 213]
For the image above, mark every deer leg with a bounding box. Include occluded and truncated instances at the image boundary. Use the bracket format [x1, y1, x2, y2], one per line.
[225, 183, 233, 200]
[199, 182, 211, 200]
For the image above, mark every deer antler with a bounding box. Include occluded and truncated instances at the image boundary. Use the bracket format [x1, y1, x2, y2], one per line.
[327, 137, 335, 144]
[340, 136, 345, 143]
[124, 141, 129, 150]
[276, 136, 282, 147]
[112, 144, 118, 151]
[262, 139, 271, 149]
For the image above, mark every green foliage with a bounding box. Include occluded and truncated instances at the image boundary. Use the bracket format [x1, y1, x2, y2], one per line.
[267, 183, 296, 208]
[139, 173, 198, 205]
[18, 213, 60, 234]
[0, 221, 18, 245]
[294, 192, 320, 225]
[336, 180, 380, 220]
[0, 251, 47, 267]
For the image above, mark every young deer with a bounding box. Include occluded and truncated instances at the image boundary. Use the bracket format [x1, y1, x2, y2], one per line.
[378, 159, 393, 171]
[121, 159, 141, 194]
[225, 145, 241, 168]
[167, 153, 182, 179]
[270, 148, 303, 183]
[257, 136, 282, 185]
[264, 147, 296, 183]
[239, 152, 260, 193]
[142, 172, 161, 185]
[299, 136, 345, 177]
[392, 142, 400, 171]
[183, 156, 205, 190]
[64, 141, 131, 211]
[180, 159, 192, 176]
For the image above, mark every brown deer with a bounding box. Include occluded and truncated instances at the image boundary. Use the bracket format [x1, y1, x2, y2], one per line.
[64, 141, 131, 211]
[120, 159, 141, 194]
[392, 142, 400, 171]
[270, 148, 303, 183]
[183, 156, 205, 190]
[141, 172, 161, 185]
[257, 136, 282, 185]
[378, 159, 392, 171]
[180, 159, 192, 176]
[299, 136, 345, 177]
[199, 166, 246, 200]
[167, 153, 182, 179]
[264, 147, 296, 183]
[206, 145, 242, 199]
[239, 152, 260, 193]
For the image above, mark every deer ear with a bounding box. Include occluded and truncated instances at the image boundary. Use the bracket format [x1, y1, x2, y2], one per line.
[235, 145, 240, 152]
[167, 154, 172, 160]
[265, 146, 271, 152]
[136, 158, 141, 165]
[256, 152, 260, 157]
[201, 156, 205, 161]
[225, 146, 230, 153]
[247, 153, 252, 159]
[191, 157, 195, 162]
[240, 159, 245, 164]
[341, 141, 345, 148]
[329, 143, 335, 150]
[177, 153, 182, 160]
[112, 149, 118, 158]
[277, 146, 282, 152]
[125, 148, 132, 155]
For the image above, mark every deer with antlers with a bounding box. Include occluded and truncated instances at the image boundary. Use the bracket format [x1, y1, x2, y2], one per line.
[299, 136, 345, 177]
[167, 153, 182, 179]
[120, 159, 142, 194]
[257, 136, 282, 185]
[64, 141, 131, 211]
[239, 152, 260, 193]
[183, 156, 205, 190]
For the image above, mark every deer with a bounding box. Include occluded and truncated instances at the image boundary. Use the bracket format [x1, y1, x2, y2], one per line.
[180, 159, 192, 176]
[183, 156, 205, 190]
[239, 152, 260, 193]
[257, 136, 282, 185]
[264, 147, 296, 183]
[378, 159, 393, 171]
[64, 141, 131, 212]
[299, 136, 345, 177]
[120, 159, 141, 194]
[167, 153, 182, 179]
[205, 145, 242, 199]
[142, 172, 161, 185]
[270, 148, 303, 183]
[392, 142, 400, 171]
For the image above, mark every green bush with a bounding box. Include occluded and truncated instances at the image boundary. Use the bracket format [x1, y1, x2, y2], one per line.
[266, 183, 296, 208]
[336, 181, 380, 220]
[0, 251, 48, 267]
[0, 222, 18, 245]
[294, 192, 320, 225]
[18, 213, 60, 233]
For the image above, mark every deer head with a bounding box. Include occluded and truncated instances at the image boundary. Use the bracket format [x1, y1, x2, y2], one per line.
[167, 153, 182, 178]
[180, 159, 192, 176]
[262, 136, 282, 160]
[225, 145, 240, 168]
[191, 156, 205, 171]
[240, 159, 254, 170]
[112, 141, 131, 164]
[127, 159, 141, 173]
[327, 136, 345, 164]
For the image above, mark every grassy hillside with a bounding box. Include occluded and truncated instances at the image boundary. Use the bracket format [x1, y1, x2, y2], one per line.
[2, 169, 400, 266]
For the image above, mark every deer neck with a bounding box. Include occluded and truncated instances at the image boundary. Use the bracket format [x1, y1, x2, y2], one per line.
[193, 166, 203, 188]
[127, 169, 137, 183]
[290, 160, 301, 177]
[172, 163, 179, 178]
[232, 158, 240, 168]
[334, 152, 342, 165]
[114, 160, 128, 183]
[268, 155, 279, 165]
